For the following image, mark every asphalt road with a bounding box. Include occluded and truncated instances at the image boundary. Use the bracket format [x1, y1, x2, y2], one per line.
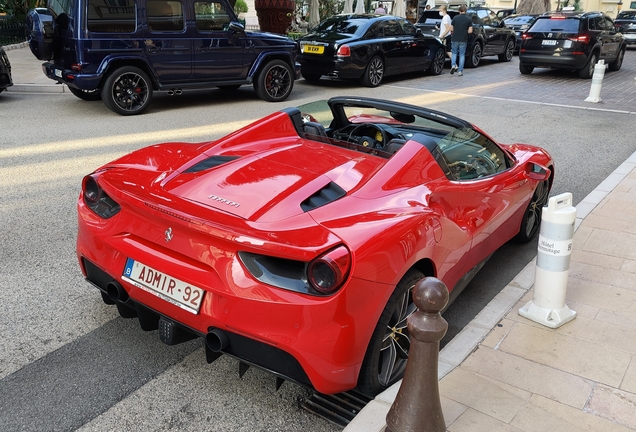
[1, 53, 635, 431]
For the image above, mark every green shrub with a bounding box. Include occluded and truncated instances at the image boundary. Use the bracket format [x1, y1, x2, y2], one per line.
[234, 0, 248, 15]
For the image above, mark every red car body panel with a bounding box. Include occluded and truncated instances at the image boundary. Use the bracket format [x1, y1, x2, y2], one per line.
[76, 99, 553, 394]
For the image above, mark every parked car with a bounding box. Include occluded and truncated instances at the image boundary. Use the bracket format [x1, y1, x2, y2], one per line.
[518, 11, 626, 78]
[77, 96, 554, 397]
[25, 0, 300, 115]
[416, 7, 517, 68]
[0, 47, 12, 93]
[495, 8, 516, 19]
[297, 14, 446, 87]
[614, 10, 636, 46]
[503, 14, 538, 51]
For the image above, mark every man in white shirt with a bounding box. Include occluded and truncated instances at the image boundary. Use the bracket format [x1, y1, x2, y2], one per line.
[437, 5, 452, 62]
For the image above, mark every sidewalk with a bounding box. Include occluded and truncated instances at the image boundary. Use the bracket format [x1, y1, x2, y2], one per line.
[346, 153, 636, 431]
[2, 42, 68, 93]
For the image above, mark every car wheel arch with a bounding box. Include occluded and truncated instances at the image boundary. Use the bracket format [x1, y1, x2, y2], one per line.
[100, 58, 158, 90]
[248, 52, 295, 80]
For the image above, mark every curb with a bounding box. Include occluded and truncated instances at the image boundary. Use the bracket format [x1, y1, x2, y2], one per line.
[8, 83, 68, 94]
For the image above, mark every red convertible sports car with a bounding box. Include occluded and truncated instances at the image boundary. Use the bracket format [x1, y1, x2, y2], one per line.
[77, 97, 553, 396]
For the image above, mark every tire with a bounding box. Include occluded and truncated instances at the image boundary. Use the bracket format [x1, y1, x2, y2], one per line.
[254, 59, 294, 102]
[357, 269, 425, 396]
[608, 47, 625, 71]
[519, 63, 534, 75]
[217, 85, 241, 91]
[514, 177, 551, 243]
[301, 71, 322, 82]
[498, 38, 515, 62]
[360, 55, 384, 87]
[427, 47, 446, 75]
[69, 87, 101, 101]
[101, 66, 153, 116]
[466, 42, 481, 68]
[578, 52, 598, 79]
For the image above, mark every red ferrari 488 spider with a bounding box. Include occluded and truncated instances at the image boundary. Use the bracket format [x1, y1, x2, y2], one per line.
[77, 97, 553, 396]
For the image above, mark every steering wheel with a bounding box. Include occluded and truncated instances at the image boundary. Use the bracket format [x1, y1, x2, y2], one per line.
[347, 124, 387, 150]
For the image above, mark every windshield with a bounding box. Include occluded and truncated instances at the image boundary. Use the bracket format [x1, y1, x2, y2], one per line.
[617, 11, 636, 19]
[505, 15, 536, 24]
[529, 17, 581, 33]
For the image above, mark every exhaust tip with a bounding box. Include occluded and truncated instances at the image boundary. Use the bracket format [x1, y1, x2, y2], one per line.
[106, 281, 129, 302]
[206, 328, 229, 352]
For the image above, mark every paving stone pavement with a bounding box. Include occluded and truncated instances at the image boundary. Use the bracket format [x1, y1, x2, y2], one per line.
[392, 48, 636, 113]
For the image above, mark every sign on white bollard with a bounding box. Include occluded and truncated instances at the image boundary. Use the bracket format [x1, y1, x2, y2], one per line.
[584, 59, 606, 103]
[519, 193, 577, 328]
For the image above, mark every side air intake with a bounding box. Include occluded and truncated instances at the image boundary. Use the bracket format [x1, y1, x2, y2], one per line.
[300, 182, 346, 212]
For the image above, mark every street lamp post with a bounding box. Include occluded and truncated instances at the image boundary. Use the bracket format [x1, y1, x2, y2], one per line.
[617, 0, 623, 17]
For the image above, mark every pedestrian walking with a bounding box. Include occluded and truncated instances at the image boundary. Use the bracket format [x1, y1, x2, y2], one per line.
[449, 5, 473, 76]
[375, 3, 386, 13]
[437, 5, 452, 63]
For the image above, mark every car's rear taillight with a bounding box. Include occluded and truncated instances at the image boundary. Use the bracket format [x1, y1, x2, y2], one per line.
[336, 45, 351, 57]
[569, 34, 591, 44]
[521, 33, 533, 40]
[71, 63, 82, 71]
[308, 246, 351, 294]
[82, 175, 120, 219]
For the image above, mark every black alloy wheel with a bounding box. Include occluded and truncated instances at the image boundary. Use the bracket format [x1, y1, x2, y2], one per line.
[361, 56, 384, 87]
[579, 52, 598, 79]
[357, 269, 425, 396]
[69, 87, 101, 101]
[254, 59, 294, 102]
[466, 42, 482, 68]
[514, 178, 551, 243]
[428, 47, 446, 75]
[609, 47, 625, 71]
[101, 66, 153, 116]
[498, 39, 515, 62]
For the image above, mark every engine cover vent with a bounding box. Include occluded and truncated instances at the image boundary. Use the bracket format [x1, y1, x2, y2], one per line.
[184, 155, 239, 173]
[300, 182, 346, 212]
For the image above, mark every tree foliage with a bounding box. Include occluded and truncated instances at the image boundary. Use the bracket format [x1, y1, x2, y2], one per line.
[0, 0, 42, 21]
[234, 0, 248, 14]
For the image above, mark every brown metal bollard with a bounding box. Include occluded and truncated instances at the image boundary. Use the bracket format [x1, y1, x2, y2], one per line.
[385, 277, 449, 432]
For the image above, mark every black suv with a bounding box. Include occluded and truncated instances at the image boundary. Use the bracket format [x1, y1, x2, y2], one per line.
[0, 47, 12, 94]
[26, 0, 300, 115]
[416, 7, 517, 68]
[614, 10, 636, 45]
[518, 11, 626, 78]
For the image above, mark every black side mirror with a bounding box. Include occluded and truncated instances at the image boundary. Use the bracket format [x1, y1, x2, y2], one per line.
[229, 21, 245, 33]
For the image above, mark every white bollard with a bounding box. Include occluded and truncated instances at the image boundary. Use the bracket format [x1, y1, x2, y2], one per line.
[519, 193, 577, 328]
[584, 59, 606, 103]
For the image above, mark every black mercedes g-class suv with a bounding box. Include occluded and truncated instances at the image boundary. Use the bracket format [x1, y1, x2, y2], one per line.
[26, 0, 300, 115]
